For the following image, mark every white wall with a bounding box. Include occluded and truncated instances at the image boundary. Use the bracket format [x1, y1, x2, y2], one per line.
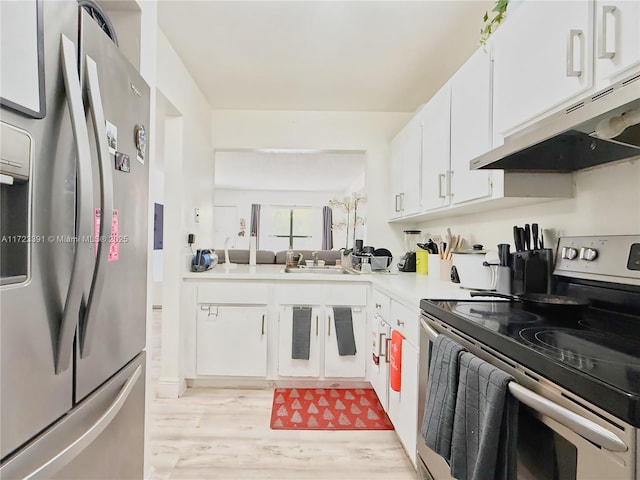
[155, 29, 214, 399]
[210, 110, 411, 253]
[151, 96, 167, 307]
[415, 158, 640, 252]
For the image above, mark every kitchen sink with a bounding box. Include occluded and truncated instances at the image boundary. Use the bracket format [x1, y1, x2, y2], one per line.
[282, 265, 350, 274]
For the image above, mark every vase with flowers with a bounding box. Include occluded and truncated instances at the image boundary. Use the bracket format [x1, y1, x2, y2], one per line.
[328, 193, 366, 254]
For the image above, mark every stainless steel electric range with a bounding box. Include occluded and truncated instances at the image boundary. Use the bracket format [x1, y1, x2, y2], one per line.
[418, 235, 640, 480]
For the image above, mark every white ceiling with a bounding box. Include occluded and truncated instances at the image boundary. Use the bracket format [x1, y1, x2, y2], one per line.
[157, 1, 493, 112]
[215, 151, 366, 192]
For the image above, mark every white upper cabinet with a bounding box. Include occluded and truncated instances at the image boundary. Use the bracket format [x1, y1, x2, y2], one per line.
[401, 113, 423, 216]
[389, 112, 423, 218]
[389, 133, 404, 220]
[420, 83, 451, 212]
[594, 0, 640, 86]
[450, 48, 493, 205]
[492, 0, 594, 137]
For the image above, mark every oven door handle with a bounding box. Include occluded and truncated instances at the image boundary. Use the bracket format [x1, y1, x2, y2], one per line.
[421, 318, 440, 342]
[420, 318, 628, 453]
[507, 383, 627, 452]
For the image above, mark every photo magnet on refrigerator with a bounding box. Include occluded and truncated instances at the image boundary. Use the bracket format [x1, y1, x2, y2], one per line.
[115, 152, 130, 173]
[105, 120, 117, 154]
[134, 124, 146, 164]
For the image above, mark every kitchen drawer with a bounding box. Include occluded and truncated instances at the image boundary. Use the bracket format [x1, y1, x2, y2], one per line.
[277, 284, 325, 305]
[197, 282, 269, 305]
[371, 288, 391, 321]
[325, 284, 367, 306]
[390, 300, 420, 348]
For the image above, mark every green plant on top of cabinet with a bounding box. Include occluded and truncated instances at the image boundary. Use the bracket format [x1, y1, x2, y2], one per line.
[390, 112, 423, 218]
[492, 0, 594, 139]
[594, 1, 640, 88]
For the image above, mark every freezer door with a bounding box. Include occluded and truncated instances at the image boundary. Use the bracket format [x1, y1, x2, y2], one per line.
[0, 353, 145, 479]
[0, 0, 80, 461]
[75, 9, 150, 401]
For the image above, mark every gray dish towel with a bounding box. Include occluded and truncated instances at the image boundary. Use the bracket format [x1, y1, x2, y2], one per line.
[450, 352, 518, 480]
[291, 307, 312, 360]
[333, 307, 356, 356]
[421, 335, 466, 462]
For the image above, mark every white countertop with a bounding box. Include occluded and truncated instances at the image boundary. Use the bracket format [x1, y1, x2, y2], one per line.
[183, 265, 476, 309]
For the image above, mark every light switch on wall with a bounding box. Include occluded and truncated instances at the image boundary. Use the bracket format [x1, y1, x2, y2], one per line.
[194, 208, 200, 223]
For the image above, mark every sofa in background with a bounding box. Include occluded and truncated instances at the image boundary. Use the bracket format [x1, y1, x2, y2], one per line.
[215, 249, 341, 265]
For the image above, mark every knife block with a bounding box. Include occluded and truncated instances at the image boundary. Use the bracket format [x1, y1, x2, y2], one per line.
[511, 249, 553, 295]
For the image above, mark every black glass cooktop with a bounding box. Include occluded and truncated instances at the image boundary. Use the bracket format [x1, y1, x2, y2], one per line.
[420, 299, 640, 427]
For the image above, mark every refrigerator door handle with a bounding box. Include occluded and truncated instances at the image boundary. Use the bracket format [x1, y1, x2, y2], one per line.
[56, 34, 94, 374]
[24, 365, 142, 479]
[81, 55, 114, 357]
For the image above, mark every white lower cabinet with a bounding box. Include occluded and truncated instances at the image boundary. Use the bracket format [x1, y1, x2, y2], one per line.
[196, 305, 268, 376]
[278, 305, 366, 378]
[324, 306, 366, 378]
[367, 290, 419, 465]
[278, 306, 323, 377]
[369, 313, 391, 411]
[387, 338, 418, 466]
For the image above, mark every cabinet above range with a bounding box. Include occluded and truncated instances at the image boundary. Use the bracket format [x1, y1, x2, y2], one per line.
[388, 46, 573, 224]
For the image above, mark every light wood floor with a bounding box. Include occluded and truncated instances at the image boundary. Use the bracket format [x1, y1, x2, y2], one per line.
[148, 309, 416, 479]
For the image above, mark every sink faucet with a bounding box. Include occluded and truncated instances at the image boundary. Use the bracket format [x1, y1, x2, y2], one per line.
[312, 251, 318, 266]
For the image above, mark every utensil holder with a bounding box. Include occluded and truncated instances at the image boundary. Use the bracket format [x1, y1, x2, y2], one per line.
[440, 258, 453, 282]
[511, 249, 553, 294]
[496, 266, 512, 295]
[428, 254, 440, 278]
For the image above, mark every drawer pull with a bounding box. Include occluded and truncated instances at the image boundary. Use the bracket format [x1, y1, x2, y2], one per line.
[384, 338, 392, 363]
[396, 319, 405, 327]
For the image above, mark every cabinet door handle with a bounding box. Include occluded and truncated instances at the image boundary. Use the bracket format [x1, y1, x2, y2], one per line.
[327, 316, 331, 336]
[378, 333, 387, 357]
[316, 315, 319, 336]
[397, 319, 405, 327]
[438, 173, 446, 199]
[566, 29, 583, 77]
[261, 314, 265, 335]
[384, 337, 392, 363]
[394, 194, 401, 212]
[375, 303, 381, 309]
[598, 5, 617, 59]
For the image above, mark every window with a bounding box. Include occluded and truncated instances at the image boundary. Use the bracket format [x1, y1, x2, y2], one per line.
[259, 206, 322, 252]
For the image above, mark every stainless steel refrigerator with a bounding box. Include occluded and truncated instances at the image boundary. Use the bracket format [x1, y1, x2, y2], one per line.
[1, 1, 149, 477]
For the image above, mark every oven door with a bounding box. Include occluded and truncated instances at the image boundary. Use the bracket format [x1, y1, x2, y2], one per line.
[417, 314, 633, 480]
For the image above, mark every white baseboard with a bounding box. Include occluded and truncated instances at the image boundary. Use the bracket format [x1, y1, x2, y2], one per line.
[156, 376, 187, 398]
[186, 377, 371, 390]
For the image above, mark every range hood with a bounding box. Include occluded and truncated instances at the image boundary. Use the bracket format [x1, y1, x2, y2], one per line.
[471, 73, 640, 171]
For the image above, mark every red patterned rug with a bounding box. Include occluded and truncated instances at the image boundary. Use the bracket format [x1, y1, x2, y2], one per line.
[270, 388, 394, 430]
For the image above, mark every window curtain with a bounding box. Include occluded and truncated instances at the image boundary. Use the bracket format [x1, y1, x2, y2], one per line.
[250, 204, 261, 249]
[322, 206, 333, 250]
